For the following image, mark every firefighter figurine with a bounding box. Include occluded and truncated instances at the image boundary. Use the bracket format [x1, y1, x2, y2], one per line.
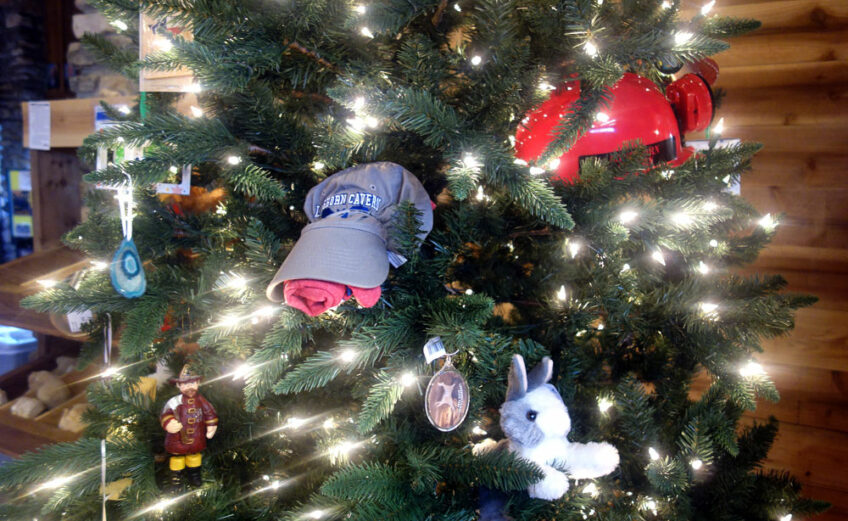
[160, 365, 218, 490]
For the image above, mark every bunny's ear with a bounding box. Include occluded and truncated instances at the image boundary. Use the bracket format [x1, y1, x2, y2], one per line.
[526, 356, 553, 390]
[505, 355, 527, 401]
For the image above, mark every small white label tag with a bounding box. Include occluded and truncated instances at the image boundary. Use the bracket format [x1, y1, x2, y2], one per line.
[387, 251, 408, 268]
[67, 309, 94, 333]
[423, 336, 446, 364]
[28, 101, 51, 150]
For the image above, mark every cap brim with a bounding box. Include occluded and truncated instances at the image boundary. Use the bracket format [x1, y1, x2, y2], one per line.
[266, 224, 389, 302]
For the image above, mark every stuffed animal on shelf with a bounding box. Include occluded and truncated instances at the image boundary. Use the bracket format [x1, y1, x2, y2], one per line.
[478, 354, 620, 509]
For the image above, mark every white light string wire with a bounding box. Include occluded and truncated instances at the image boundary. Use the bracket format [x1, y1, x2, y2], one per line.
[101, 313, 113, 521]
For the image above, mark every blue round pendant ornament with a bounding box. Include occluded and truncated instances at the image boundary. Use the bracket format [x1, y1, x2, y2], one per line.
[110, 238, 146, 298]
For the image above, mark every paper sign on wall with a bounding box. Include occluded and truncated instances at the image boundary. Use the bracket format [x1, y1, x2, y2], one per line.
[28, 102, 51, 150]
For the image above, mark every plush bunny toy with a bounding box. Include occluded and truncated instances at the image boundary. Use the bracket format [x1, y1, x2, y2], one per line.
[498, 354, 619, 500]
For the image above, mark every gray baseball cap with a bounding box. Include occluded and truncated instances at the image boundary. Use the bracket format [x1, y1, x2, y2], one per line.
[266, 162, 434, 302]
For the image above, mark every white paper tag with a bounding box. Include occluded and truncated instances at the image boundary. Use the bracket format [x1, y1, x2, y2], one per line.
[28, 102, 51, 150]
[67, 310, 94, 333]
[387, 251, 408, 268]
[14, 170, 31, 191]
[423, 336, 446, 364]
[155, 164, 192, 195]
[688, 138, 742, 195]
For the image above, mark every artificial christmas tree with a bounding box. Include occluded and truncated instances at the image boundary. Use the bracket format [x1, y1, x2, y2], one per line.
[0, 1, 829, 521]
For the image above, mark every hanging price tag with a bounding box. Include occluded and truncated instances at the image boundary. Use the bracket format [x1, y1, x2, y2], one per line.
[423, 336, 446, 364]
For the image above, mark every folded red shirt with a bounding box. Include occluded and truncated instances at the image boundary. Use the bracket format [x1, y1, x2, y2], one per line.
[284, 279, 381, 316]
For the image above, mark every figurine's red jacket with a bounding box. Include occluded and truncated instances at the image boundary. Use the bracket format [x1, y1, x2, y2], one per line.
[160, 392, 218, 455]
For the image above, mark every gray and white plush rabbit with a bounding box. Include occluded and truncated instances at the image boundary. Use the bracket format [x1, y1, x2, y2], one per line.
[497, 354, 619, 500]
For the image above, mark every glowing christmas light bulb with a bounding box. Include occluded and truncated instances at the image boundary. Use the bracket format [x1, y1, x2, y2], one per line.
[556, 285, 567, 301]
[308, 510, 324, 519]
[90, 260, 108, 270]
[323, 418, 336, 430]
[286, 417, 307, 429]
[255, 306, 276, 318]
[651, 250, 666, 266]
[709, 239, 719, 247]
[472, 425, 487, 436]
[463, 153, 481, 170]
[227, 275, 247, 289]
[758, 213, 777, 231]
[661, 0, 671, 8]
[740, 361, 766, 378]
[567, 240, 582, 258]
[475, 186, 486, 201]
[470, 55, 483, 66]
[584, 40, 599, 57]
[701, 0, 716, 15]
[169, 165, 179, 174]
[529, 166, 546, 175]
[331, 441, 357, 458]
[621, 263, 631, 272]
[674, 31, 693, 46]
[354, 4, 366, 14]
[703, 201, 718, 211]
[360, 27, 374, 38]
[595, 112, 610, 123]
[352, 96, 365, 111]
[232, 363, 254, 380]
[339, 349, 357, 362]
[227, 155, 242, 165]
[153, 498, 176, 512]
[697, 261, 710, 275]
[38, 279, 58, 288]
[313, 161, 325, 171]
[699, 302, 719, 314]
[454, 3, 462, 11]
[649, 447, 660, 460]
[619, 210, 639, 224]
[118, 105, 131, 115]
[547, 158, 561, 170]
[187, 83, 203, 93]
[672, 211, 693, 227]
[190, 105, 203, 117]
[582, 482, 600, 497]
[713, 117, 725, 134]
[598, 397, 613, 413]
[400, 372, 416, 387]
[101, 366, 120, 378]
[690, 458, 704, 470]
[513, 158, 528, 166]
[111, 20, 128, 31]
[39, 475, 74, 490]
[464, 288, 474, 295]
[538, 81, 555, 91]
[779, 514, 792, 521]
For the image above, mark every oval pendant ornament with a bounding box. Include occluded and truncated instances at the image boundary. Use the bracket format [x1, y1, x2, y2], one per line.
[110, 238, 146, 298]
[425, 357, 469, 432]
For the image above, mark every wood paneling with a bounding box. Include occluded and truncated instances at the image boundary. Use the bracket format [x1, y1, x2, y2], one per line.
[718, 85, 847, 127]
[715, 30, 848, 68]
[718, 61, 848, 88]
[681, 0, 848, 514]
[684, 0, 848, 32]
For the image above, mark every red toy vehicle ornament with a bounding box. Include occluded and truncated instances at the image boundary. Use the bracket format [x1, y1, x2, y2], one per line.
[514, 71, 715, 183]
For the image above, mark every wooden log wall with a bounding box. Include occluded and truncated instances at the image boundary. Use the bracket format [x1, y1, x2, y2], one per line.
[682, 0, 848, 518]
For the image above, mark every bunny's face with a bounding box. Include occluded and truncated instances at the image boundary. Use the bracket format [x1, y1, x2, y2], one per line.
[499, 355, 572, 448]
